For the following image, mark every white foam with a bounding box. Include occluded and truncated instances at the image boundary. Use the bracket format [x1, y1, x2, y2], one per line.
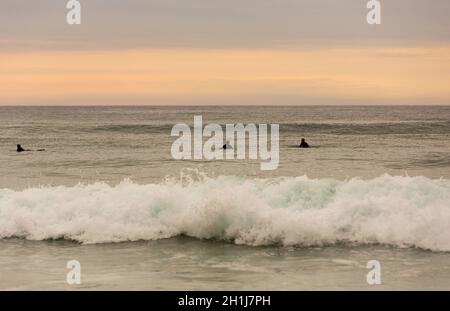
[1, 174, 449, 251]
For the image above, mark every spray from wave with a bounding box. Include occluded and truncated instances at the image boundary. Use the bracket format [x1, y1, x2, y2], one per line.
[0, 174, 449, 251]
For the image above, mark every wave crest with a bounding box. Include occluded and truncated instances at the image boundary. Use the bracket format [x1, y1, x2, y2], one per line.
[1, 175, 449, 251]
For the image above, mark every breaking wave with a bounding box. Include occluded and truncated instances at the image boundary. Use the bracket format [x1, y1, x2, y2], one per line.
[0, 175, 449, 251]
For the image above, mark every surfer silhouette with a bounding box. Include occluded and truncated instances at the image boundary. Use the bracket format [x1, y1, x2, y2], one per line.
[16, 144, 25, 152]
[16, 144, 45, 152]
[222, 141, 232, 150]
[299, 138, 310, 148]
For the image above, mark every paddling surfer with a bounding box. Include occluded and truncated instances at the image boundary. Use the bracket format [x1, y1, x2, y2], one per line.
[16, 144, 45, 152]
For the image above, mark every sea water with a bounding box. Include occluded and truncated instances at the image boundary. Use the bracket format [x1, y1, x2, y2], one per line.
[0, 106, 449, 290]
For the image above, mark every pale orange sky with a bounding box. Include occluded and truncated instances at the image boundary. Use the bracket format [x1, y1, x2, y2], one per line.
[1, 46, 450, 105]
[1, 0, 450, 105]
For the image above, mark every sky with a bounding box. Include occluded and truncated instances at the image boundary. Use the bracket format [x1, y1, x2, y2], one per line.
[1, 0, 449, 105]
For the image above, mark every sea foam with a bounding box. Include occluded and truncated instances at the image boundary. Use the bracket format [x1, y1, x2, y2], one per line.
[1, 175, 449, 251]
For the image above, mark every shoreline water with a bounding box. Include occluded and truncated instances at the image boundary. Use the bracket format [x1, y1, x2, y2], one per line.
[0, 237, 449, 291]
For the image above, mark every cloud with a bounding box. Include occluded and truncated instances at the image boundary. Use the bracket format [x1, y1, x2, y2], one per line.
[1, 0, 450, 50]
[1, 1, 449, 105]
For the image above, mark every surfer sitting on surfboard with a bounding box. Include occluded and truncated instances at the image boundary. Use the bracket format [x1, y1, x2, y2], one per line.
[16, 144, 25, 152]
[299, 138, 310, 148]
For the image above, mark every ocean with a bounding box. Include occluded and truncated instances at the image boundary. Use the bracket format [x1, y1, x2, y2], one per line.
[0, 105, 450, 290]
